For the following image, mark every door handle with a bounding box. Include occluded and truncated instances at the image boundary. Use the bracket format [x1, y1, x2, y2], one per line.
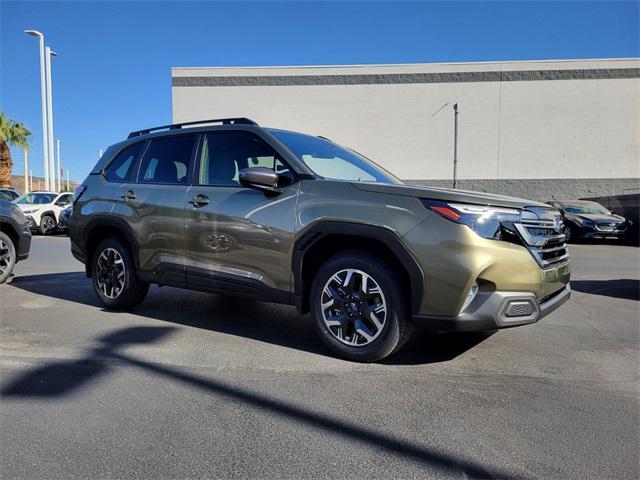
[189, 194, 210, 207]
[121, 190, 136, 200]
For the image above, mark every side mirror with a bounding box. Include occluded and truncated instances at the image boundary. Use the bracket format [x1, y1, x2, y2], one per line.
[239, 167, 281, 196]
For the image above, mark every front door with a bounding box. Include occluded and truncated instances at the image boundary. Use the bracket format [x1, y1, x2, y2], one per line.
[185, 131, 298, 299]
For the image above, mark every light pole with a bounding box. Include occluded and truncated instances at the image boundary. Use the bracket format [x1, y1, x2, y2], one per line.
[55, 139, 61, 191]
[66, 169, 70, 191]
[24, 30, 50, 191]
[45, 46, 58, 191]
[23, 149, 28, 194]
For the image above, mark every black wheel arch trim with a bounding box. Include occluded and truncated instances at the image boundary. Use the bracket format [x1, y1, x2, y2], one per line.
[292, 221, 424, 314]
[80, 215, 141, 276]
[40, 211, 56, 221]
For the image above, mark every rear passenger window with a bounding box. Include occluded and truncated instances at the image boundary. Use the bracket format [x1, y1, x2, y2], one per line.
[104, 142, 144, 182]
[138, 135, 196, 184]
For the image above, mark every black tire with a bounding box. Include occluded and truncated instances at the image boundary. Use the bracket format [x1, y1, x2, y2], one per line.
[39, 215, 56, 235]
[310, 251, 412, 362]
[91, 236, 149, 309]
[563, 225, 572, 243]
[0, 232, 16, 284]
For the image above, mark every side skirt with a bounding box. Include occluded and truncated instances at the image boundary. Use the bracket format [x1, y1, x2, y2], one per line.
[137, 264, 293, 306]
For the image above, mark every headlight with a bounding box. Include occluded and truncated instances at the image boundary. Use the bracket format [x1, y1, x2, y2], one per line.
[421, 199, 520, 240]
[23, 208, 37, 214]
[573, 217, 594, 227]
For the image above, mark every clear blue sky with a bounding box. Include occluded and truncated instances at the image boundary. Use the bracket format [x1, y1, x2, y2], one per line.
[1, 1, 638, 183]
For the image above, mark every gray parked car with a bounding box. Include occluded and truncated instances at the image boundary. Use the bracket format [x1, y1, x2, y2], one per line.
[0, 200, 32, 283]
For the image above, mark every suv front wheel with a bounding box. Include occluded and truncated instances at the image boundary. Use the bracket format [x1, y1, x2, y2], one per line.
[0, 232, 16, 284]
[310, 251, 411, 362]
[91, 237, 149, 309]
[39, 215, 56, 235]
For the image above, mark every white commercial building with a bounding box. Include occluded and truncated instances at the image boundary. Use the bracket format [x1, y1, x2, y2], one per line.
[172, 58, 639, 200]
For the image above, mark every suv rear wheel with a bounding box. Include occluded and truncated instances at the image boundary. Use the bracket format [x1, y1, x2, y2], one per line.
[0, 232, 16, 284]
[310, 251, 411, 362]
[91, 237, 149, 309]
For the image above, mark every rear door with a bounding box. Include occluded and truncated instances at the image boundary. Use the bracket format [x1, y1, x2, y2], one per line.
[185, 131, 298, 298]
[114, 134, 197, 287]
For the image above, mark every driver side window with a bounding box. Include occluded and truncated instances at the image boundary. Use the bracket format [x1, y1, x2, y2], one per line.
[199, 132, 294, 187]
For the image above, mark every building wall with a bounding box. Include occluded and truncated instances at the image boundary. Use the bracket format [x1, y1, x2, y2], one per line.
[172, 59, 640, 199]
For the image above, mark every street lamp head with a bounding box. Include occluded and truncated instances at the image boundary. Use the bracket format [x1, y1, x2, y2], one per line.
[24, 29, 44, 38]
[50, 50, 59, 57]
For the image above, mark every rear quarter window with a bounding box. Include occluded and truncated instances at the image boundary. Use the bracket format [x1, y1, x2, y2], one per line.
[104, 142, 145, 182]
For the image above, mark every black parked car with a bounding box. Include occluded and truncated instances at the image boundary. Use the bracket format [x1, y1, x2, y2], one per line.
[547, 200, 632, 242]
[58, 205, 72, 234]
[0, 199, 32, 283]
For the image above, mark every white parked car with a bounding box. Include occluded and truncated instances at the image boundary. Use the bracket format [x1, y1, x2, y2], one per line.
[12, 191, 74, 235]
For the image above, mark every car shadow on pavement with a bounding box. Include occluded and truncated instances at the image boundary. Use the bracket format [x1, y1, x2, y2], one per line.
[1, 325, 520, 480]
[571, 279, 640, 301]
[8, 271, 492, 365]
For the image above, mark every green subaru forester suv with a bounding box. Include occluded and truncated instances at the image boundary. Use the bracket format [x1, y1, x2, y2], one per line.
[69, 118, 571, 362]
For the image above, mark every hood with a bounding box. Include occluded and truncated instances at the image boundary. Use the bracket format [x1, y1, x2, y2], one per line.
[0, 200, 27, 223]
[569, 213, 626, 223]
[352, 182, 548, 210]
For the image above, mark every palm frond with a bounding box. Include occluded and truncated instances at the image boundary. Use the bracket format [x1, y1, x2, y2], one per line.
[0, 112, 32, 149]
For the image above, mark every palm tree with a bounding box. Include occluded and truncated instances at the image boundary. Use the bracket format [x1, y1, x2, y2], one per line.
[0, 112, 32, 189]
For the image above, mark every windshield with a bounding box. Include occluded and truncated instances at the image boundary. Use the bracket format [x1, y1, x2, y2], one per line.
[563, 202, 611, 215]
[13, 193, 57, 205]
[269, 130, 402, 184]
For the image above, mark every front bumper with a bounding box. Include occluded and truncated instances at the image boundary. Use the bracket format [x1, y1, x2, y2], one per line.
[413, 284, 571, 333]
[17, 230, 32, 262]
[576, 228, 628, 239]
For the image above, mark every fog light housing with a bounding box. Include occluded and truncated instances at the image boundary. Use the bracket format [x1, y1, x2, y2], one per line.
[460, 283, 479, 313]
[505, 300, 535, 317]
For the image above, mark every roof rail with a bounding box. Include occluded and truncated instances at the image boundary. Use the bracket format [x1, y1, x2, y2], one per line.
[127, 117, 258, 139]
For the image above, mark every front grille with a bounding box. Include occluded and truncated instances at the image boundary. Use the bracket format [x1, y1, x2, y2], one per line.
[507, 208, 569, 269]
[595, 222, 625, 232]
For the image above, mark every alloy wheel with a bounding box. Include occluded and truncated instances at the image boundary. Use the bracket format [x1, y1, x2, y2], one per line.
[41, 216, 56, 234]
[0, 240, 12, 276]
[96, 248, 126, 299]
[321, 268, 387, 346]
[563, 225, 571, 242]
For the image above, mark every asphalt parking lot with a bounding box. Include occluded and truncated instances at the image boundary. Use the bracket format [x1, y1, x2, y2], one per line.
[1, 236, 638, 479]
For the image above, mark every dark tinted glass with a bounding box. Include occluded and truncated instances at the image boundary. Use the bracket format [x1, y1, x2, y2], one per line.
[139, 135, 196, 184]
[200, 132, 294, 186]
[105, 142, 144, 182]
[56, 194, 73, 205]
[0, 190, 19, 200]
[563, 202, 610, 215]
[15, 193, 57, 204]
